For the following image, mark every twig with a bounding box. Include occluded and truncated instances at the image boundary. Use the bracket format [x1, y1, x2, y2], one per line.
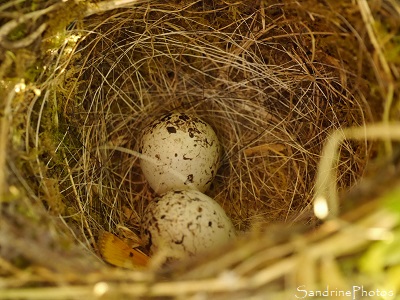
[0, 4, 58, 49]
[1, 204, 398, 299]
[84, 0, 149, 18]
[0, 88, 15, 198]
[357, 0, 395, 154]
[314, 123, 400, 220]
[0, 0, 148, 49]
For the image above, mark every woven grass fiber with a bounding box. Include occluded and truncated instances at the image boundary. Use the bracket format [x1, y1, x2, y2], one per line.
[1, 0, 400, 299]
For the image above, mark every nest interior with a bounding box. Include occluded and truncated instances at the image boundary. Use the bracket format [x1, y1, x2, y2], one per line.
[58, 0, 374, 237]
[1, 0, 400, 298]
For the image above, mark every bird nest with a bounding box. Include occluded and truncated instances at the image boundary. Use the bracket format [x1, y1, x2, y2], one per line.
[1, 0, 400, 299]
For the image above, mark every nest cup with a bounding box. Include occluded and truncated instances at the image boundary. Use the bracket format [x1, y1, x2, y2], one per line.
[63, 2, 372, 233]
[1, 0, 400, 299]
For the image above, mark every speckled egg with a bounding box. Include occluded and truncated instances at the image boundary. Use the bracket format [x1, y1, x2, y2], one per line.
[141, 190, 236, 260]
[138, 112, 221, 194]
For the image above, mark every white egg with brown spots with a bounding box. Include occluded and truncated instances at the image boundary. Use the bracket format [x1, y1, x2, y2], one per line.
[141, 190, 236, 260]
[139, 112, 221, 194]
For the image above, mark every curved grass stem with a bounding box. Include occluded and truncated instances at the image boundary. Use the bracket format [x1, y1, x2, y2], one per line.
[314, 123, 400, 219]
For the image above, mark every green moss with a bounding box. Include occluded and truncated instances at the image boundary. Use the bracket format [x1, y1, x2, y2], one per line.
[7, 23, 28, 42]
[386, 37, 400, 64]
[24, 62, 44, 83]
[42, 1, 86, 51]
[384, 185, 400, 215]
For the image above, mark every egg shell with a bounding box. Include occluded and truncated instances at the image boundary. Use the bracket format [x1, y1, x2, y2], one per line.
[141, 190, 236, 259]
[139, 112, 221, 194]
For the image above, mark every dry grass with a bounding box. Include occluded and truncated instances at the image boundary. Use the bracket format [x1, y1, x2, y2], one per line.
[57, 0, 373, 237]
[1, 0, 400, 299]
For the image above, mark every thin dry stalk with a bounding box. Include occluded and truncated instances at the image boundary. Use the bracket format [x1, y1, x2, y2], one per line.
[315, 123, 400, 220]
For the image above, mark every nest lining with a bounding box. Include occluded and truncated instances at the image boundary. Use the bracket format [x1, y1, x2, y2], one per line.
[55, 0, 373, 243]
